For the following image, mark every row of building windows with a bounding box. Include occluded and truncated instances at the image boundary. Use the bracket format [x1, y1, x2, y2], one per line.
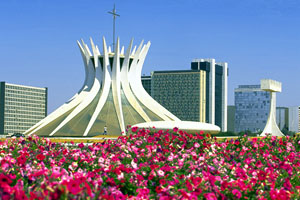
[5, 114, 45, 120]
[4, 101, 46, 109]
[5, 93, 46, 100]
[5, 85, 46, 93]
[5, 120, 40, 126]
[5, 97, 46, 105]
[5, 106, 45, 113]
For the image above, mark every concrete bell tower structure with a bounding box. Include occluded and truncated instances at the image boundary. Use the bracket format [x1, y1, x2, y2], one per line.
[260, 79, 284, 136]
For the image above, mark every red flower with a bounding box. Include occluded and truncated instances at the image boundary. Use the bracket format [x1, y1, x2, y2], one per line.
[78, 143, 84, 148]
[155, 186, 163, 193]
[173, 127, 179, 132]
[186, 179, 193, 191]
[159, 179, 166, 185]
[17, 155, 27, 165]
[0, 174, 12, 186]
[36, 154, 45, 161]
[67, 179, 81, 195]
[131, 126, 138, 132]
[15, 189, 28, 200]
[257, 170, 267, 181]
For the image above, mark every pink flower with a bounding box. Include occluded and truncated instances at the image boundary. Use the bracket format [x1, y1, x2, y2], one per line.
[78, 143, 84, 148]
[232, 189, 242, 199]
[204, 193, 217, 200]
[67, 179, 81, 195]
[194, 142, 200, 148]
[157, 170, 165, 177]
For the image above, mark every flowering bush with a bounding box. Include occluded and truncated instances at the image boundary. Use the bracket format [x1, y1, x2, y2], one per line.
[1, 128, 300, 199]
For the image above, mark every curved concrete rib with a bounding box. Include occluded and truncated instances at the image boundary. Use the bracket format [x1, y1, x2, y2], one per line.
[135, 42, 180, 121]
[83, 37, 112, 136]
[120, 39, 151, 122]
[112, 38, 126, 134]
[49, 40, 100, 136]
[129, 42, 180, 121]
[25, 41, 94, 136]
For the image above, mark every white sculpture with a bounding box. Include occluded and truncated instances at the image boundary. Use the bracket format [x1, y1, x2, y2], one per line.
[260, 79, 284, 136]
[24, 37, 220, 137]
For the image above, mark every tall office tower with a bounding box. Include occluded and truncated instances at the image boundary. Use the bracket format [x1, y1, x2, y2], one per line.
[288, 106, 300, 133]
[190, 59, 228, 131]
[141, 75, 152, 95]
[152, 70, 206, 123]
[0, 82, 47, 135]
[227, 105, 235, 132]
[276, 107, 288, 130]
[234, 85, 270, 133]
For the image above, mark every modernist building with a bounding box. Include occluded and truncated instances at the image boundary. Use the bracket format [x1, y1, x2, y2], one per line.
[234, 84, 270, 133]
[288, 106, 300, 133]
[143, 59, 228, 131]
[276, 107, 288, 131]
[25, 37, 220, 137]
[191, 59, 228, 131]
[227, 105, 235, 132]
[0, 82, 47, 135]
[151, 70, 207, 123]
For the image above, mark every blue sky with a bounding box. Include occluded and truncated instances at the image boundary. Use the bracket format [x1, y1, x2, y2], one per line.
[0, 0, 299, 113]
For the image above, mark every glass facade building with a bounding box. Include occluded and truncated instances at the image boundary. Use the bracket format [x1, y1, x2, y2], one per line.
[234, 85, 270, 133]
[0, 82, 47, 135]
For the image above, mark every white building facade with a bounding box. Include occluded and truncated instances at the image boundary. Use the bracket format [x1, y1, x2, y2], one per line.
[288, 106, 300, 133]
[0, 82, 47, 135]
[191, 59, 228, 132]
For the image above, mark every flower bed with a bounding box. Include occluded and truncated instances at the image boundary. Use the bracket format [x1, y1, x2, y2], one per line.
[1, 128, 300, 199]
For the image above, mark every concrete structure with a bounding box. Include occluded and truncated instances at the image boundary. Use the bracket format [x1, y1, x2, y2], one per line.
[288, 106, 300, 133]
[260, 79, 284, 136]
[25, 37, 220, 137]
[227, 105, 235, 132]
[276, 107, 288, 131]
[0, 82, 47, 135]
[234, 85, 270, 133]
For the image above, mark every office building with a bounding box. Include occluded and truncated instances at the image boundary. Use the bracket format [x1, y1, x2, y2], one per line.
[190, 59, 228, 131]
[0, 82, 47, 135]
[149, 58, 228, 131]
[234, 85, 270, 133]
[288, 106, 300, 133]
[227, 105, 235, 132]
[151, 70, 207, 123]
[141, 75, 151, 95]
[276, 107, 288, 131]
